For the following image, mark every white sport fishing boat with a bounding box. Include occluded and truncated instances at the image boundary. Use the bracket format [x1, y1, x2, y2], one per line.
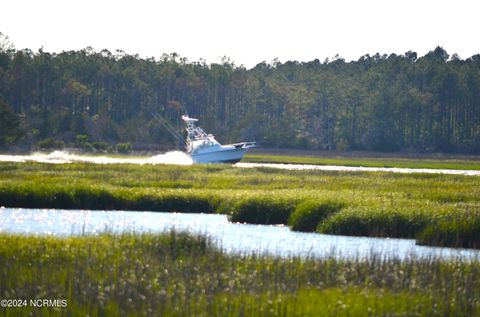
[182, 115, 256, 163]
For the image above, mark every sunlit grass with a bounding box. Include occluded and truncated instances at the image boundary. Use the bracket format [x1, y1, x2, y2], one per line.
[1, 232, 479, 316]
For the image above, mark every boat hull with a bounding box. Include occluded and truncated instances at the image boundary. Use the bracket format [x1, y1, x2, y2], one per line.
[190, 147, 249, 164]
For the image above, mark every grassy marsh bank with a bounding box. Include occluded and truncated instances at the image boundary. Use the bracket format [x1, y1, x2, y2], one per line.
[0, 161, 479, 248]
[1, 232, 479, 316]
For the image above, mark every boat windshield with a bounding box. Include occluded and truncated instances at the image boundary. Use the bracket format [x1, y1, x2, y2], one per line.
[195, 138, 219, 147]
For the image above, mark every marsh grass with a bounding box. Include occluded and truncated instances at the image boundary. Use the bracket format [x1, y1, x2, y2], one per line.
[1, 161, 480, 248]
[228, 195, 298, 224]
[318, 206, 431, 238]
[288, 199, 346, 232]
[417, 211, 480, 248]
[1, 232, 480, 316]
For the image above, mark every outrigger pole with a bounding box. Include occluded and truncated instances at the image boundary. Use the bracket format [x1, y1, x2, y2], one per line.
[152, 113, 186, 148]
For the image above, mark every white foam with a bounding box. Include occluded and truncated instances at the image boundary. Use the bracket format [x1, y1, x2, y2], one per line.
[0, 150, 193, 165]
[1, 151, 478, 176]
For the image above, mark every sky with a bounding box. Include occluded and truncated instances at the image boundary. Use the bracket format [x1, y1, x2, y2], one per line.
[2, 0, 480, 68]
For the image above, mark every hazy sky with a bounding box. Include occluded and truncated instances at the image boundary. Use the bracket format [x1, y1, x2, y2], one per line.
[2, 0, 479, 68]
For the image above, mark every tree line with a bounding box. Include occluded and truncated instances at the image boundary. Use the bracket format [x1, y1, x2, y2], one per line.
[1, 35, 479, 153]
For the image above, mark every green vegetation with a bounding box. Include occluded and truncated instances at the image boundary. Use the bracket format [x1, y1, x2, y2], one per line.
[37, 137, 66, 150]
[288, 199, 345, 232]
[228, 194, 296, 224]
[318, 206, 430, 238]
[1, 161, 480, 248]
[1, 40, 480, 154]
[37, 134, 126, 154]
[417, 215, 480, 248]
[0, 97, 21, 149]
[245, 152, 480, 170]
[116, 142, 132, 154]
[1, 232, 479, 316]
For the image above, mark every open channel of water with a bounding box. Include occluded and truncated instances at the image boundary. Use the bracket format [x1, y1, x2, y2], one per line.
[1, 207, 479, 261]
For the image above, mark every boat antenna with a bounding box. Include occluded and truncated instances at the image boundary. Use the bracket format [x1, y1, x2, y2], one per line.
[181, 103, 189, 117]
[152, 113, 186, 148]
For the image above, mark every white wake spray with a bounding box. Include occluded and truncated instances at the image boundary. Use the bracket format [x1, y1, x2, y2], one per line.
[1, 151, 478, 176]
[0, 150, 193, 165]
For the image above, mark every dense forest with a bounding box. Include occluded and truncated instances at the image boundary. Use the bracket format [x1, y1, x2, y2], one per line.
[1, 33, 480, 153]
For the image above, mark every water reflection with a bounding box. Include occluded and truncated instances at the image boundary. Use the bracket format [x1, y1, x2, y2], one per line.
[1, 207, 478, 261]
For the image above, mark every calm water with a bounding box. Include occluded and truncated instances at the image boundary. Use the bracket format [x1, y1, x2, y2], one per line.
[1, 207, 478, 261]
[236, 162, 480, 176]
